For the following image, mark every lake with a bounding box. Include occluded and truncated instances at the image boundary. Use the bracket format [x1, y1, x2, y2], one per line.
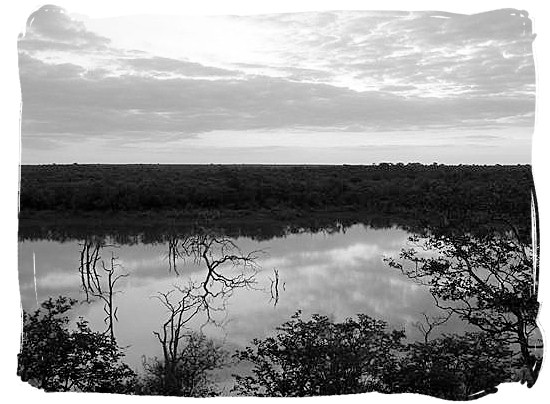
[18, 224, 462, 372]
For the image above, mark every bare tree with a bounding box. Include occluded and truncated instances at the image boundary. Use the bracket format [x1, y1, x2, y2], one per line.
[142, 331, 227, 396]
[150, 231, 262, 394]
[413, 309, 452, 344]
[269, 268, 284, 307]
[151, 285, 202, 394]
[177, 232, 261, 319]
[167, 235, 185, 275]
[78, 239, 102, 302]
[78, 239, 128, 340]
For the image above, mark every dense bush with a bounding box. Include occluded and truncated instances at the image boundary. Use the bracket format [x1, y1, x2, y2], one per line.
[19, 297, 533, 398]
[19, 164, 534, 234]
[139, 332, 228, 397]
[394, 333, 512, 400]
[233, 311, 405, 396]
[18, 296, 136, 393]
[232, 312, 516, 399]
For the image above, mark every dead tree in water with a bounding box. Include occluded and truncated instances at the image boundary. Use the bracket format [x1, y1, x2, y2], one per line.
[78, 239, 128, 341]
[166, 232, 261, 321]
[151, 232, 261, 393]
[187, 234, 259, 293]
[269, 268, 285, 307]
[167, 236, 185, 275]
[78, 239, 102, 302]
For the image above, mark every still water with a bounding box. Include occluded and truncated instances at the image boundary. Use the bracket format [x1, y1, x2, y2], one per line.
[18, 224, 452, 370]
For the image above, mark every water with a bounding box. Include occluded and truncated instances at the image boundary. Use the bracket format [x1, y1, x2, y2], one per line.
[18, 224, 451, 371]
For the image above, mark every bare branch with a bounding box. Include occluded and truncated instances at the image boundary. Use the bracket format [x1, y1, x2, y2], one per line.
[77, 241, 128, 341]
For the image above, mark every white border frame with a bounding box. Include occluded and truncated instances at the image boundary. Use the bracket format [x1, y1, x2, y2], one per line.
[2, 2, 548, 403]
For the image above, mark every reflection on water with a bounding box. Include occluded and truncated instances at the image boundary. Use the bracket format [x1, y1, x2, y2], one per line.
[18, 224, 462, 370]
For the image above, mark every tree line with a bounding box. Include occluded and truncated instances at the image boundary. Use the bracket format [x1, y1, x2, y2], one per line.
[20, 164, 534, 231]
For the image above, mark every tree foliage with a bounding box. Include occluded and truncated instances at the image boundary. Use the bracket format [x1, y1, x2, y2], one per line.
[233, 311, 405, 396]
[232, 310, 526, 399]
[386, 230, 542, 385]
[18, 296, 136, 392]
[139, 332, 228, 397]
[20, 164, 532, 234]
[395, 332, 513, 400]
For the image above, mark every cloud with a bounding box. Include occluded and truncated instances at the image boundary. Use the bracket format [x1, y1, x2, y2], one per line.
[20, 5, 111, 51]
[121, 56, 237, 78]
[237, 10, 535, 98]
[19, 53, 534, 143]
[18, 51, 84, 80]
[17, 8, 536, 163]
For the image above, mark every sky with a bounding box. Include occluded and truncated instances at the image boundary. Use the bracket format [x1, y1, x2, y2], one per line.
[18, 5, 536, 164]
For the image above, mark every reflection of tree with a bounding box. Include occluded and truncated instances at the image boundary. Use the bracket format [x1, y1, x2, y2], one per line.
[167, 235, 184, 275]
[386, 230, 542, 385]
[269, 268, 284, 307]
[152, 232, 261, 394]
[78, 239, 102, 301]
[164, 232, 261, 316]
[78, 239, 128, 340]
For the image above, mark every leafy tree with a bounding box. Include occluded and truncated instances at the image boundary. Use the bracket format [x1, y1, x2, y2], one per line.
[233, 311, 405, 396]
[18, 296, 136, 392]
[395, 332, 513, 400]
[386, 230, 542, 385]
[139, 332, 228, 397]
